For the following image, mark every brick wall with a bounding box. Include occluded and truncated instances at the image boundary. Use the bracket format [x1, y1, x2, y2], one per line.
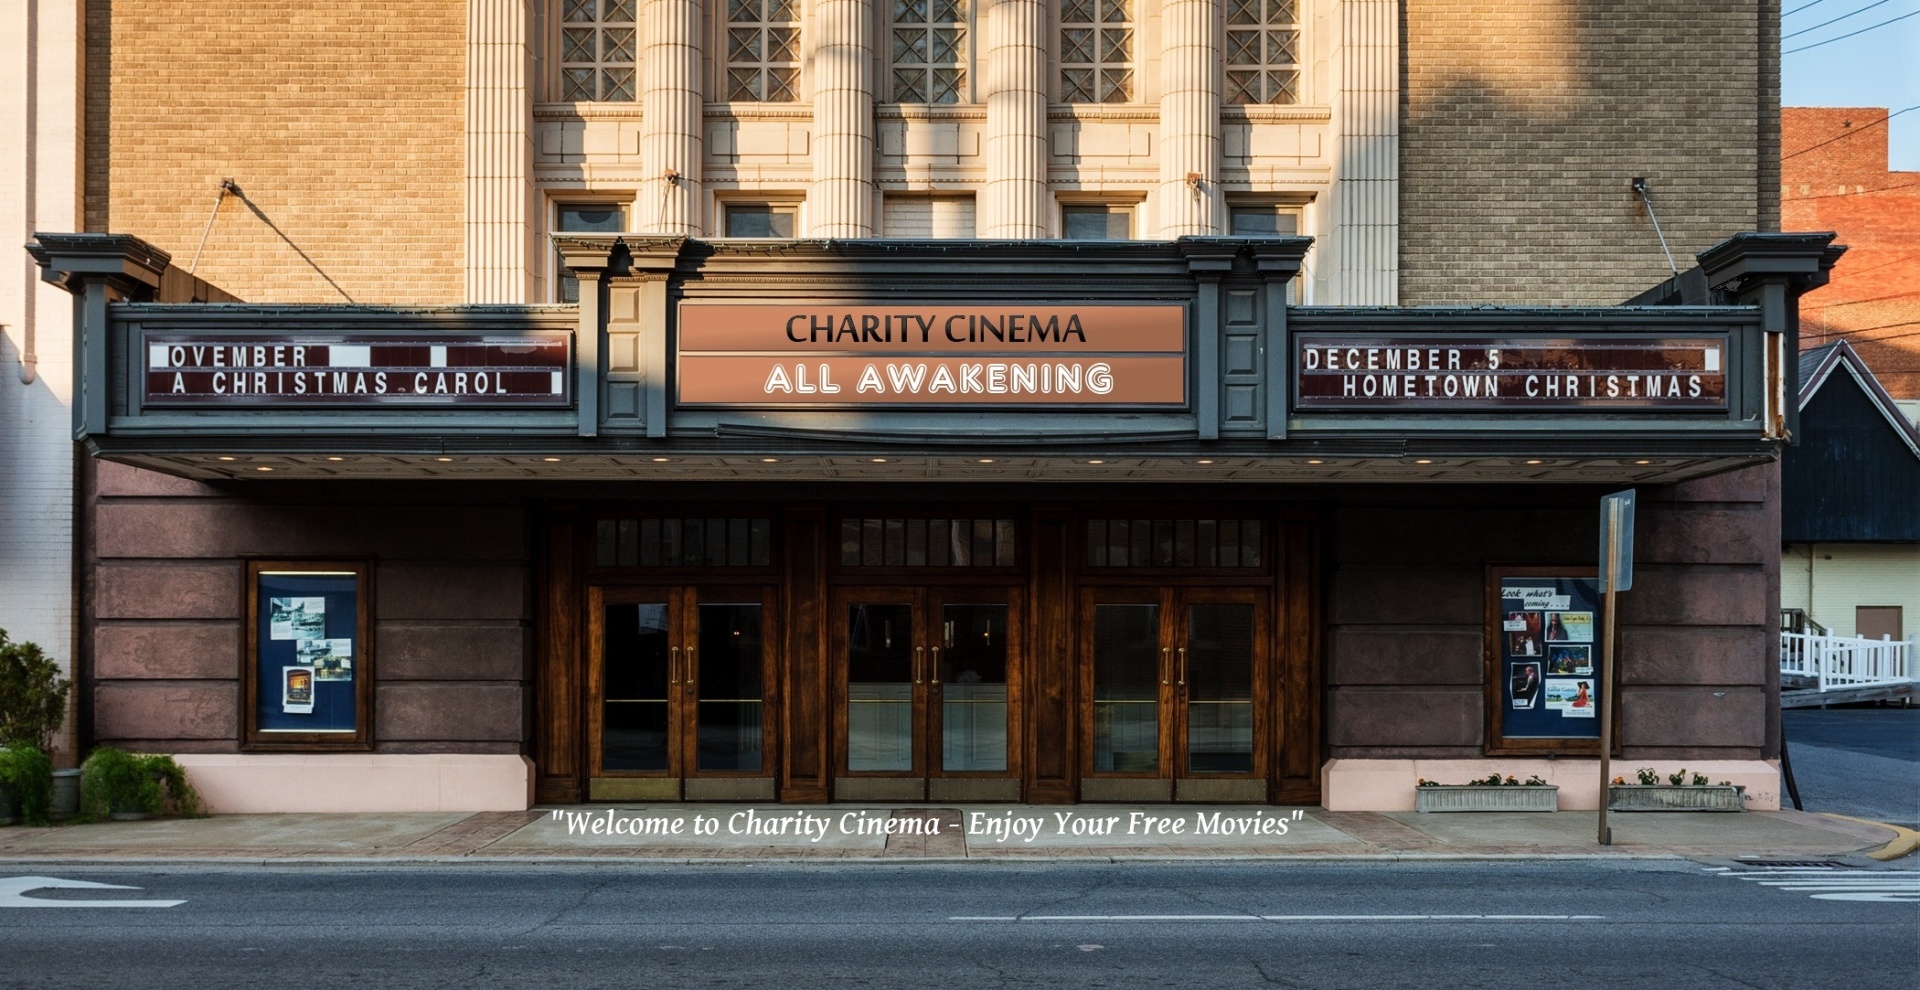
[1326, 463, 1779, 761]
[1400, 0, 1777, 306]
[83, 461, 531, 754]
[83, 0, 465, 304]
[1783, 107, 1920, 399]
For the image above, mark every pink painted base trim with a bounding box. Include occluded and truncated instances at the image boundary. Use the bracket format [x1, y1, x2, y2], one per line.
[1323, 758, 1782, 811]
[169, 754, 534, 813]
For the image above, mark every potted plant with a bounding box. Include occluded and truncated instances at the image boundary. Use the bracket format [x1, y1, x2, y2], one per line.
[0, 628, 71, 826]
[1607, 767, 1745, 812]
[1415, 772, 1559, 812]
[79, 747, 203, 821]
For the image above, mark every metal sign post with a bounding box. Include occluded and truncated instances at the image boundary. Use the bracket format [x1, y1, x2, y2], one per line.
[1597, 489, 1635, 846]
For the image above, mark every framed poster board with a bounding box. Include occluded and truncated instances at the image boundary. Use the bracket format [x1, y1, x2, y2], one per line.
[243, 561, 373, 750]
[1485, 565, 1607, 755]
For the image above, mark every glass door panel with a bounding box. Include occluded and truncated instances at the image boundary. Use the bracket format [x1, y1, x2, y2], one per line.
[846, 602, 916, 772]
[939, 603, 1008, 772]
[1092, 603, 1162, 773]
[1183, 602, 1256, 774]
[600, 600, 672, 772]
[693, 602, 765, 772]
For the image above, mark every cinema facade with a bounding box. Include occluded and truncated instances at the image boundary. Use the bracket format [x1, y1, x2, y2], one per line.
[31, 230, 1835, 812]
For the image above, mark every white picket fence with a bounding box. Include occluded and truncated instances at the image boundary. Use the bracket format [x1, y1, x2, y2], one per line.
[1780, 631, 1915, 692]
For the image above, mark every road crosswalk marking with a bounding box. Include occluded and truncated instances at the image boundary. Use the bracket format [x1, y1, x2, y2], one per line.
[1703, 866, 1920, 902]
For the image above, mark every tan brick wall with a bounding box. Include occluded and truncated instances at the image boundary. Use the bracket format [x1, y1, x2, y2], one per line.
[1400, 0, 1779, 306]
[84, 0, 465, 304]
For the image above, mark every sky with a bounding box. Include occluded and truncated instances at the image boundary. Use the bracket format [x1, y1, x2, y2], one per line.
[1781, 1, 1920, 169]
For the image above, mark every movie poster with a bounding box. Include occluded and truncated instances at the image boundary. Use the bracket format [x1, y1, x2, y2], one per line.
[282, 666, 316, 714]
[297, 638, 355, 681]
[270, 597, 326, 641]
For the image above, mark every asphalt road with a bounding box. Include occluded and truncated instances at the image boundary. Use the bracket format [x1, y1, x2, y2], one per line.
[2, 861, 1915, 989]
[1782, 707, 1920, 827]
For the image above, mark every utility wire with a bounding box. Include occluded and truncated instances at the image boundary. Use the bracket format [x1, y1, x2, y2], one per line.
[1786, 8, 1920, 53]
[1782, 106, 1918, 160]
[1786, 180, 1920, 200]
[1784, 0, 1893, 39]
[1784, 0, 1837, 15]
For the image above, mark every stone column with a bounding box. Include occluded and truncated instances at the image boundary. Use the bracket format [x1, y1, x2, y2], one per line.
[1156, 0, 1221, 236]
[465, 0, 534, 302]
[808, 0, 875, 236]
[640, 0, 703, 234]
[1324, 0, 1398, 303]
[981, 0, 1048, 238]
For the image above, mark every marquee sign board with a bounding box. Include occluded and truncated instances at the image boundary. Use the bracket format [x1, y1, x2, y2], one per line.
[675, 303, 1187, 407]
[1294, 336, 1728, 410]
[142, 334, 572, 407]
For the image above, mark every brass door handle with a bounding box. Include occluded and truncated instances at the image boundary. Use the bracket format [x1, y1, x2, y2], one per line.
[670, 646, 681, 686]
[930, 647, 941, 689]
[915, 646, 925, 684]
[1161, 647, 1171, 685]
[685, 645, 696, 690]
[1178, 646, 1187, 687]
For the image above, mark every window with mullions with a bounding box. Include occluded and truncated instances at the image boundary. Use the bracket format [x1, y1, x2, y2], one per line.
[1060, 0, 1133, 104]
[892, 0, 968, 104]
[559, 0, 638, 102]
[596, 518, 775, 568]
[840, 518, 1018, 568]
[726, 0, 801, 102]
[1225, 0, 1301, 105]
[1086, 519, 1264, 568]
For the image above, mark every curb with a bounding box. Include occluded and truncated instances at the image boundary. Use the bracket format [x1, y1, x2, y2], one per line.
[1818, 814, 1920, 861]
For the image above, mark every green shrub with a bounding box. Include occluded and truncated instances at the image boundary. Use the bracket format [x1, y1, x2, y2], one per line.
[0, 745, 54, 825]
[79, 748, 203, 820]
[0, 629, 70, 752]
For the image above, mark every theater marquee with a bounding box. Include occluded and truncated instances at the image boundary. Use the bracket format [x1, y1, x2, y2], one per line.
[141, 334, 572, 407]
[1294, 336, 1728, 410]
[675, 303, 1187, 407]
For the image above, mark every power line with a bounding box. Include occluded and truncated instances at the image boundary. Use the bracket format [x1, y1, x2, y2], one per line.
[1785, 8, 1920, 53]
[1784, 0, 1894, 40]
[1784, 0, 1838, 15]
[1782, 106, 1919, 160]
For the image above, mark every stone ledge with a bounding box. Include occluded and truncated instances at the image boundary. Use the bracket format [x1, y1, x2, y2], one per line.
[1324, 758, 1782, 812]
[170, 754, 532, 813]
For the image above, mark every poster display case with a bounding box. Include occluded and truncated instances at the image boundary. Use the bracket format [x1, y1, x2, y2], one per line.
[244, 561, 373, 750]
[1484, 566, 1607, 754]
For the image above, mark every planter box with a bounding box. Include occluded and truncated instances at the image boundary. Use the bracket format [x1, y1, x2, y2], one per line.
[1608, 785, 1745, 812]
[1416, 785, 1559, 813]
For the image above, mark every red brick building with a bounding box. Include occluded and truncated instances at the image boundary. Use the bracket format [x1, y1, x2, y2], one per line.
[1783, 108, 1920, 400]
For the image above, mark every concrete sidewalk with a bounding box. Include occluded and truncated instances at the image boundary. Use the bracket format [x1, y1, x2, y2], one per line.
[0, 804, 1904, 864]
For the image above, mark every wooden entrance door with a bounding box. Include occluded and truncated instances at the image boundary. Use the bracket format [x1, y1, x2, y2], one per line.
[832, 585, 1023, 801]
[587, 585, 777, 801]
[1080, 587, 1268, 802]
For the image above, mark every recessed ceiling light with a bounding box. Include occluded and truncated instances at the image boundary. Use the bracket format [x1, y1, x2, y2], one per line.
[871, 457, 888, 463]
[326, 456, 344, 462]
[436, 457, 454, 462]
[543, 457, 563, 462]
[651, 457, 671, 463]
[1196, 459, 1214, 465]
[1416, 459, 1433, 465]
[977, 458, 995, 464]
[1635, 459, 1652, 465]
[1306, 459, 1323, 465]
[255, 466, 273, 472]
[1526, 459, 1543, 465]
[1087, 459, 1105, 465]
[217, 456, 236, 462]
[761, 457, 779, 463]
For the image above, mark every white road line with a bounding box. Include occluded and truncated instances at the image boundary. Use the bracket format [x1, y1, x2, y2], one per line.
[1711, 866, 1920, 902]
[0, 877, 185, 909]
[947, 914, 1604, 922]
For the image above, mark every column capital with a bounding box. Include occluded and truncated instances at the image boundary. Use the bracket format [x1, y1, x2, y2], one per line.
[27, 232, 170, 299]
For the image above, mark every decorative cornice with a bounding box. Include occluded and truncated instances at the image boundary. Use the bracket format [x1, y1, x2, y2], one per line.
[704, 103, 815, 122]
